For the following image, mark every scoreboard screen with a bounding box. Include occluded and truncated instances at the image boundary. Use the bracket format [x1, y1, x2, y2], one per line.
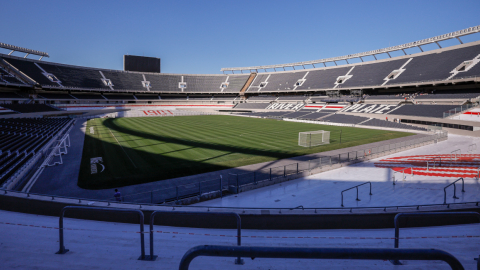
[123, 55, 161, 73]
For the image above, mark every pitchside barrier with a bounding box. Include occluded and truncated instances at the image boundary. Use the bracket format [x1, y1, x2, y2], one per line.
[118, 131, 447, 204]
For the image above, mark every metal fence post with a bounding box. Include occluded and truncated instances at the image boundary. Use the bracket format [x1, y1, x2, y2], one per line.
[220, 176, 223, 199]
[176, 186, 179, 203]
[236, 174, 239, 194]
[269, 168, 272, 180]
[284, 166, 286, 177]
[198, 182, 202, 199]
[296, 163, 299, 174]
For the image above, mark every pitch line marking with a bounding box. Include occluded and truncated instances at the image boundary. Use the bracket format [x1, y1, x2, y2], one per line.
[108, 129, 137, 168]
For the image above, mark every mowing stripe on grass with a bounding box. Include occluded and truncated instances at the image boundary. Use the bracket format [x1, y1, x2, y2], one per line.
[108, 128, 137, 168]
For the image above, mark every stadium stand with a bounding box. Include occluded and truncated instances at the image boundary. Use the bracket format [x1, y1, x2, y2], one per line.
[296, 67, 351, 90]
[387, 104, 459, 118]
[0, 104, 61, 113]
[413, 92, 480, 100]
[135, 94, 159, 100]
[360, 118, 428, 131]
[247, 74, 270, 92]
[102, 94, 136, 100]
[71, 93, 105, 100]
[0, 66, 25, 85]
[260, 72, 307, 91]
[321, 114, 371, 124]
[281, 109, 314, 118]
[0, 92, 27, 99]
[233, 103, 270, 110]
[387, 44, 480, 84]
[276, 95, 308, 101]
[340, 59, 409, 88]
[298, 112, 332, 119]
[100, 71, 144, 90]
[224, 75, 249, 93]
[0, 117, 72, 186]
[37, 92, 75, 100]
[247, 96, 276, 101]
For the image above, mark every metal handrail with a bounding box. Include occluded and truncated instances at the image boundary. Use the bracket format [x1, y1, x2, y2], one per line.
[55, 206, 147, 260]
[179, 245, 465, 270]
[394, 212, 480, 248]
[427, 157, 441, 171]
[392, 167, 410, 185]
[2, 188, 478, 213]
[148, 211, 243, 264]
[444, 177, 465, 204]
[341, 182, 372, 207]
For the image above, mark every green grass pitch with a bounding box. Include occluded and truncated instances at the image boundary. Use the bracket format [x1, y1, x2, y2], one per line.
[79, 115, 414, 189]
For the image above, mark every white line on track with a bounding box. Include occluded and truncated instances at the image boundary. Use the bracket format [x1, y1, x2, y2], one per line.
[108, 129, 137, 168]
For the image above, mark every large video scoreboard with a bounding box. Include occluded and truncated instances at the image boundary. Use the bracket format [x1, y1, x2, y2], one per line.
[123, 55, 161, 73]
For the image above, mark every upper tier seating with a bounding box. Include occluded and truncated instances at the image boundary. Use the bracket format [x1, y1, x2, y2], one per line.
[298, 112, 332, 119]
[340, 59, 409, 88]
[1, 43, 479, 93]
[0, 67, 25, 85]
[387, 44, 480, 84]
[0, 104, 61, 113]
[261, 72, 307, 92]
[225, 75, 249, 93]
[296, 67, 351, 90]
[388, 104, 459, 118]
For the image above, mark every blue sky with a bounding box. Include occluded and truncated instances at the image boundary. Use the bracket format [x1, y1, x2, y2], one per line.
[1, 0, 479, 74]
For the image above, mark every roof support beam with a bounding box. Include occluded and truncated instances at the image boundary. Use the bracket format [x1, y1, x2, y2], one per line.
[456, 37, 464, 44]
[435, 41, 442, 48]
[386, 52, 392, 58]
[359, 57, 364, 62]
[418, 45, 424, 52]
[402, 49, 407, 55]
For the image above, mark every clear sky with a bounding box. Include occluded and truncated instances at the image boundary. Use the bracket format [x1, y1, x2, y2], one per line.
[1, 0, 479, 74]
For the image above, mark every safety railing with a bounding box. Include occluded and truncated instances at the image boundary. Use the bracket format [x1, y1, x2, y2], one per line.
[426, 157, 441, 171]
[226, 131, 447, 195]
[56, 206, 148, 260]
[443, 103, 477, 118]
[2, 188, 479, 213]
[393, 212, 480, 249]
[444, 177, 465, 204]
[392, 167, 410, 185]
[341, 182, 372, 207]
[392, 212, 480, 265]
[467, 143, 477, 154]
[451, 149, 461, 160]
[148, 211, 243, 264]
[179, 245, 465, 270]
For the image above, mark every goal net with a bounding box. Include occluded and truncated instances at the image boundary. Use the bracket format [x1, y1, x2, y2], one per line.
[298, 130, 330, 147]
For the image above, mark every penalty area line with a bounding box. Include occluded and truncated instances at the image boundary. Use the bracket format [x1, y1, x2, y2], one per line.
[108, 129, 137, 168]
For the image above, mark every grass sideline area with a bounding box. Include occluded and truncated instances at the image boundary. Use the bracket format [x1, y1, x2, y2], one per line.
[79, 115, 414, 189]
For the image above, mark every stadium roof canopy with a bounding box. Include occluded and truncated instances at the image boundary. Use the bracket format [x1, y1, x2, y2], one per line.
[221, 25, 480, 73]
[0, 42, 49, 60]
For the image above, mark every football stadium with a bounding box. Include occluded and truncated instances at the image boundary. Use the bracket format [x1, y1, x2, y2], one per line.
[1, 2, 480, 269]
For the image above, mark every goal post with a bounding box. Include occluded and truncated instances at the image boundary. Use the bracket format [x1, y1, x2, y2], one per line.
[298, 130, 330, 147]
